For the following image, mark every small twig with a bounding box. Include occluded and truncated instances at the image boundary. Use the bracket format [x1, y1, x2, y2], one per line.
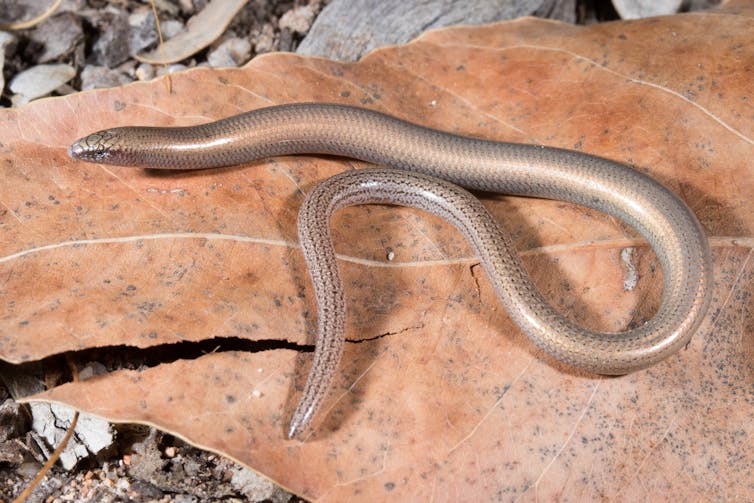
[149, 0, 173, 94]
[12, 360, 81, 503]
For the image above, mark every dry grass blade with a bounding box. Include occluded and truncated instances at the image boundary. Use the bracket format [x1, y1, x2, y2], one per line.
[12, 362, 80, 503]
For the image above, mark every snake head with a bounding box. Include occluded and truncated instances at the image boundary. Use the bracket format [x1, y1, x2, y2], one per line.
[68, 129, 124, 164]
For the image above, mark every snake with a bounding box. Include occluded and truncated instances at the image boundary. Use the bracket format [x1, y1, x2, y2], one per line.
[68, 102, 712, 439]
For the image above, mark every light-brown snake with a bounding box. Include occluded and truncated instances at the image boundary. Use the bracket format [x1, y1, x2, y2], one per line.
[68, 103, 712, 439]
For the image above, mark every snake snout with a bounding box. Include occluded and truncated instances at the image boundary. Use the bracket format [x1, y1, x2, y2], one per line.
[68, 131, 119, 163]
[67, 138, 88, 160]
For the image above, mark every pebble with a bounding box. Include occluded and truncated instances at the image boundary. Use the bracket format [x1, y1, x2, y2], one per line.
[91, 8, 131, 67]
[29, 402, 114, 470]
[230, 465, 281, 501]
[135, 62, 155, 81]
[207, 37, 251, 67]
[128, 8, 159, 55]
[612, 0, 683, 18]
[80, 65, 133, 90]
[27, 12, 84, 64]
[78, 361, 108, 380]
[155, 63, 189, 76]
[279, 2, 319, 34]
[10, 63, 76, 106]
[160, 19, 186, 39]
[178, 0, 195, 15]
[253, 23, 275, 54]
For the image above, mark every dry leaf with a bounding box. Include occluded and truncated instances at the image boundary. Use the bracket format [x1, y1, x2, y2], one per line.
[135, 0, 247, 64]
[2, 2, 753, 500]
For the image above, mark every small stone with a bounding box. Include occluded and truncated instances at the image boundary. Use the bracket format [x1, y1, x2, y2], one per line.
[130, 479, 164, 499]
[79, 361, 108, 380]
[0, 439, 25, 464]
[278, 28, 293, 52]
[279, 2, 318, 34]
[30, 402, 114, 470]
[207, 37, 251, 67]
[612, 0, 683, 18]
[135, 63, 155, 81]
[253, 23, 275, 54]
[230, 465, 278, 501]
[116, 59, 138, 77]
[178, 0, 195, 15]
[91, 8, 130, 67]
[155, 63, 188, 76]
[17, 461, 43, 478]
[80, 65, 133, 90]
[161, 19, 185, 39]
[27, 12, 83, 63]
[128, 8, 159, 55]
[10, 63, 76, 106]
[0, 0, 29, 26]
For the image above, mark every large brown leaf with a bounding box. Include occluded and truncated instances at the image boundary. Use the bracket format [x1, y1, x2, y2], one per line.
[2, 3, 753, 500]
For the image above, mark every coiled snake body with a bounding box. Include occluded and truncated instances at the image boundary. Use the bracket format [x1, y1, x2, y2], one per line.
[69, 103, 712, 438]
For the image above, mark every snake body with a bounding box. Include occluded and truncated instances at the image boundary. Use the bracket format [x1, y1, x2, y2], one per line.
[68, 103, 712, 438]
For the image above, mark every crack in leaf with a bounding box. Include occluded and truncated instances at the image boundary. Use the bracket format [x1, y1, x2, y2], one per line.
[1, 336, 315, 398]
[345, 323, 425, 343]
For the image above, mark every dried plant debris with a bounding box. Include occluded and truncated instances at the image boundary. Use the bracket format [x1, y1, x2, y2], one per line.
[0, 358, 302, 501]
[135, 0, 248, 65]
[0, 0, 326, 107]
[0, 0, 720, 107]
[0, 402, 302, 502]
